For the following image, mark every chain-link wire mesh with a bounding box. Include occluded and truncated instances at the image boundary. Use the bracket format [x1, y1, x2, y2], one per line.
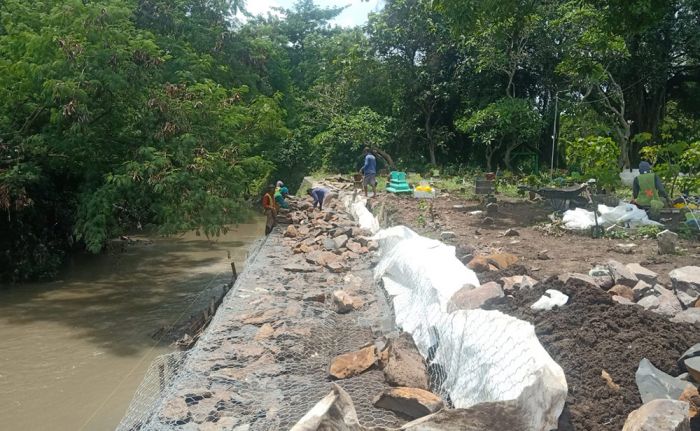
[117, 233, 405, 431]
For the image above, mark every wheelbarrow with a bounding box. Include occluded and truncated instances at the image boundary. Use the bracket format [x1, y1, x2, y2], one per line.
[518, 183, 589, 212]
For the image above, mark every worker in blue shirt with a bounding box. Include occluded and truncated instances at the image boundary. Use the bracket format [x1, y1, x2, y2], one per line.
[307, 187, 329, 211]
[360, 147, 377, 197]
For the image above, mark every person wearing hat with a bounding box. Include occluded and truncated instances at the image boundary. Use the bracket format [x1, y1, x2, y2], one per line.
[632, 161, 668, 217]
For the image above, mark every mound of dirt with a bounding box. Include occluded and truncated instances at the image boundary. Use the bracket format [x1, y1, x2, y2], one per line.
[484, 278, 700, 431]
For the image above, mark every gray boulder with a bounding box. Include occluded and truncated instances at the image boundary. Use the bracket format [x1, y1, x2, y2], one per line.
[635, 358, 695, 404]
[607, 260, 639, 287]
[670, 266, 700, 307]
[657, 230, 679, 254]
[671, 308, 700, 325]
[626, 263, 659, 285]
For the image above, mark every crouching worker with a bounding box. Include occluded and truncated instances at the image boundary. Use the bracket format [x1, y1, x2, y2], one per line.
[632, 161, 669, 218]
[275, 185, 290, 209]
[262, 184, 277, 235]
[307, 186, 330, 211]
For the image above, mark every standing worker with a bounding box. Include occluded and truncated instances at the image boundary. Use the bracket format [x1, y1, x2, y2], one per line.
[262, 184, 277, 235]
[360, 147, 377, 197]
[632, 161, 669, 218]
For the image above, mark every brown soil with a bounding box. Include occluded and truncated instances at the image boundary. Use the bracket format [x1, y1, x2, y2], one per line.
[379, 192, 700, 430]
[484, 277, 699, 431]
[379, 193, 700, 284]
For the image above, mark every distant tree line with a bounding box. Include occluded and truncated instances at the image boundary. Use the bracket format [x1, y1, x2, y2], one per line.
[1, 0, 699, 280]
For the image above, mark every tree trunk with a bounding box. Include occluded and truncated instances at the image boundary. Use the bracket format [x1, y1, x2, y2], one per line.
[504, 139, 520, 171]
[425, 111, 436, 165]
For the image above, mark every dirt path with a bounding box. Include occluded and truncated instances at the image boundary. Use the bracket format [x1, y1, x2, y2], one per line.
[380, 193, 700, 285]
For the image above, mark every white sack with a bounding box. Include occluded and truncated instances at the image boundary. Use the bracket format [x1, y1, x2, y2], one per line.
[563, 204, 662, 230]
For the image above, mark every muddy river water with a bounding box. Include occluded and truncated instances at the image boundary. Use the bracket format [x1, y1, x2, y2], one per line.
[0, 219, 264, 431]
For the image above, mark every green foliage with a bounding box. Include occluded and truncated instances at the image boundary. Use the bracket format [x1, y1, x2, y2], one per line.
[455, 98, 543, 170]
[312, 107, 393, 172]
[4, 0, 700, 281]
[565, 136, 621, 190]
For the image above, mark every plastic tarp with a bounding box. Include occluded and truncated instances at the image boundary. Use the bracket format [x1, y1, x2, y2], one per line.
[370, 226, 567, 430]
[341, 195, 380, 234]
[563, 203, 663, 230]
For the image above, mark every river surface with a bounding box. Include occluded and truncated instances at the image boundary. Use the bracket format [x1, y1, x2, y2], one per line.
[0, 219, 265, 431]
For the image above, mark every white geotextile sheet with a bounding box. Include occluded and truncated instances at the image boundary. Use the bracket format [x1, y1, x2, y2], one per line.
[369, 226, 567, 431]
[341, 195, 380, 234]
[563, 203, 663, 230]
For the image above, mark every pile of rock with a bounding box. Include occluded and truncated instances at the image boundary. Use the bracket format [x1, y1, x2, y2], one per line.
[624, 344, 700, 430]
[560, 261, 700, 324]
[324, 332, 443, 421]
[294, 330, 530, 430]
[281, 198, 378, 275]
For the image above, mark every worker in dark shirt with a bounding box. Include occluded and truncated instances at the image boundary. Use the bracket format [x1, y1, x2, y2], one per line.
[632, 161, 668, 217]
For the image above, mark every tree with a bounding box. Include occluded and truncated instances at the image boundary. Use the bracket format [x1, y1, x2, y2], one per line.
[455, 98, 543, 171]
[312, 107, 393, 172]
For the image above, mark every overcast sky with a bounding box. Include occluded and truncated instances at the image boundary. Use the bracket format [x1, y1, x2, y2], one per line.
[244, 0, 385, 27]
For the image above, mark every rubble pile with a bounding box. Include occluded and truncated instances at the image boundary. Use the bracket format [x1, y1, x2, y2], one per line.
[134, 183, 450, 431]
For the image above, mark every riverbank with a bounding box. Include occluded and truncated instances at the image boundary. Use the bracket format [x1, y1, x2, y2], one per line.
[0, 222, 263, 431]
[118, 193, 403, 430]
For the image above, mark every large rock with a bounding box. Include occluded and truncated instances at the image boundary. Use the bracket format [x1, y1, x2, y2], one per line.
[467, 256, 491, 272]
[334, 234, 349, 249]
[679, 344, 700, 366]
[447, 282, 504, 311]
[655, 285, 684, 317]
[373, 387, 444, 419]
[609, 285, 635, 301]
[636, 358, 695, 404]
[633, 280, 655, 301]
[400, 402, 528, 431]
[382, 333, 429, 390]
[670, 267, 700, 307]
[607, 260, 639, 287]
[671, 309, 700, 325]
[289, 384, 361, 431]
[501, 275, 538, 292]
[684, 357, 700, 383]
[332, 290, 362, 314]
[626, 263, 659, 284]
[486, 253, 518, 270]
[622, 399, 690, 431]
[329, 346, 377, 379]
[657, 230, 679, 254]
[637, 286, 683, 317]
